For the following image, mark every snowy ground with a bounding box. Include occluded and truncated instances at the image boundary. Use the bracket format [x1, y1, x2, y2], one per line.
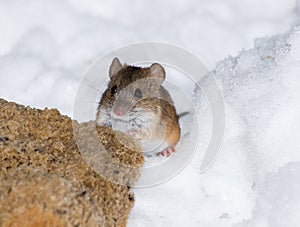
[1, 0, 300, 226]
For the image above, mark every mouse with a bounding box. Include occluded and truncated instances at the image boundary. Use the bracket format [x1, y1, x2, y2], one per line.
[96, 57, 180, 157]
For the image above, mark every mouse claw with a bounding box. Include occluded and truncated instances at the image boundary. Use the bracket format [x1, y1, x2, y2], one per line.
[158, 146, 176, 157]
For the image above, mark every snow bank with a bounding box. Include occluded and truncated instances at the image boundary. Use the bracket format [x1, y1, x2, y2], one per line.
[215, 26, 300, 226]
[129, 26, 300, 226]
[214, 27, 300, 179]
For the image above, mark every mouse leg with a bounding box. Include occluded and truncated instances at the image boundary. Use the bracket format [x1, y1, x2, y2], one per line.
[158, 146, 176, 157]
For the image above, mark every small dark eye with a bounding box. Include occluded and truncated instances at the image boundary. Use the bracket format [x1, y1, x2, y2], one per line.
[110, 85, 118, 95]
[134, 88, 143, 99]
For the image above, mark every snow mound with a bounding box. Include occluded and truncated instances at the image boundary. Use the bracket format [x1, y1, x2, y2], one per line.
[212, 26, 300, 178]
[130, 26, 300, 226]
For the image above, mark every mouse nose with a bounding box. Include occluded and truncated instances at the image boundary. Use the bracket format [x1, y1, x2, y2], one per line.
[114, 106, 126, 116]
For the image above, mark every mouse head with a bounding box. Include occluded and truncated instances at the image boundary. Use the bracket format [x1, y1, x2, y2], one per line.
[102, 58, 167, 118]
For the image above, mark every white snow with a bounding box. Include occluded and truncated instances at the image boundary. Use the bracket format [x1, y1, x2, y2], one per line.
[1, 0, 300, 226]
[130, 25, 300, 227]
[0, 0, 297, 115]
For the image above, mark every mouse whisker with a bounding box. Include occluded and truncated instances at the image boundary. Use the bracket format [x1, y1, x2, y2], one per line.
[84, 80, 103, 92]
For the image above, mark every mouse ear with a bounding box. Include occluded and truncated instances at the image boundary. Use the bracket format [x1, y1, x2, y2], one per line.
[149, 63, 165, 83]
[109, 57, 124, 78]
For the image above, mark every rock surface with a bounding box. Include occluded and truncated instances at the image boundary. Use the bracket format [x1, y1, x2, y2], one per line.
[0, 98, 143, 227]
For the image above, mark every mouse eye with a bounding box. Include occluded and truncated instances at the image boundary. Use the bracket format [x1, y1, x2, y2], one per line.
[110, 85, 118, 95]
[134, 88, 143, 99]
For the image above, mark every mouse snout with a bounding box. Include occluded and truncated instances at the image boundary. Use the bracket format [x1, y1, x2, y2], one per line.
[114, 105, 127, 116]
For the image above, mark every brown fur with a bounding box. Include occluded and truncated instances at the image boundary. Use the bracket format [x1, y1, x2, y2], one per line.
[97, 63, 180, 146]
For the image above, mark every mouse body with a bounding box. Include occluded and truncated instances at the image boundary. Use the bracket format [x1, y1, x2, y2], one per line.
[96, 58, 180, 156]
